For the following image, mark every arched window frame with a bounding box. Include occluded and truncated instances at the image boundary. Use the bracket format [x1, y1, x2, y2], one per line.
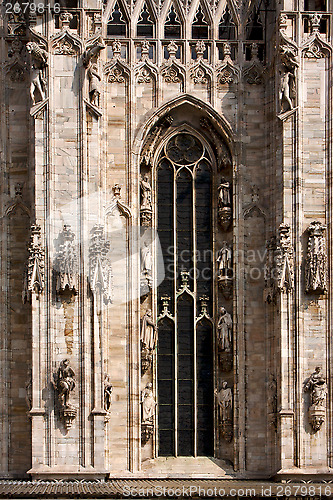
[150, 125, 221, 458]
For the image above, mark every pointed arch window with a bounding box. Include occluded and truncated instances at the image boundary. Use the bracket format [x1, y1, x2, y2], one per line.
[137, 4, 155, 38]
[191, 5, 209, 39]
[107, 1, 128, 37]
[164, 5, 182, 39]
[156, 132, 214, 457]
[245, 9, 263, 40]
[219, 6, 236, 40]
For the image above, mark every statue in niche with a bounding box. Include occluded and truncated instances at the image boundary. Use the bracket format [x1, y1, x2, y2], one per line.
[140, 240, 153, 289]
[215, 381, 233, 442]
[217, 242, 233, 276]
[141, 309, 158, 373]
[304, 367, 328, 432]
[140, 174, 153, 226]
[87, 63, 101, 107]
[305, 221, 327, 294]
[217, 306, 232, 352]
[54, 359, 77, 430]
[55, 359, 76, 408]
[217, 178, 232, 231]
[218, 178, 231, 209]
[141, 383, 156, 423]
[141, 309, 158, 350]
[104, 374, 113, 412]
[26, 42, 48, 105]
[279, 70, 295, 112]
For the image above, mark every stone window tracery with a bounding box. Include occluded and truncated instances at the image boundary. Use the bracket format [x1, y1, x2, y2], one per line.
[191, 5, 209, 39]
[155, 131, 214, 457]
[137, 3, 155, 38]
[164, 5, 182, 39]
[218, 6, 236, 40]
[107, 1, 128, 37]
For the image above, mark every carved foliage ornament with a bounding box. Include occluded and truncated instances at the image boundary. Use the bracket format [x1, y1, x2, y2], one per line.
[305, 221, 327, 294]
[23, 224, 44, 302]
[200, 118, 232, 171]
[140, 115, 173, 167]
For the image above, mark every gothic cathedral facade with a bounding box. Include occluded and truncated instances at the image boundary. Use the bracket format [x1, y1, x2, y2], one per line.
[0, 0, 333, 487]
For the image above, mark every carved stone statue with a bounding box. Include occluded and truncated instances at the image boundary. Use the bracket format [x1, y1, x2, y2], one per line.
[141, 383, 156, 423]
[87, 63, 101, 107]
[279, 70, 295, 112]
[140, 174, 153, 226]
[305, 221, 327, 294]
[304, 367, 328, 432]
[104, 374, 113, 412]
[140, 240, 153, 291]
[215, 381, 233, 442]
[82, 35, 105, 67]
[218, 178, 231, 208]
[217, 306, 232, 352]
[55, 359, 75, 408]
[26, 42, 48, 105]
[217, 242, 232, 276]
[141, 309, 158, 351]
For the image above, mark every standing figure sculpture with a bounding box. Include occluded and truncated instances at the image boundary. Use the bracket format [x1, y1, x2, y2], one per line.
[304, 366, 328, 432]
[215, 381, 233, 442]
[55, 359, 75, 408]
[104, 374, 113, 412]
[280, 70, 295, 112]
[218, 178, 231, 209]
[87, 63, 101, 107]
[141, 240, 152, 289]
[140, 174, 153, 226]
[217, 306, 232, 352]
[141, 309, 158, 351]
[217, 242, 233, 277]
[141, 383, 156, 423]
[26, 42, 48, 105]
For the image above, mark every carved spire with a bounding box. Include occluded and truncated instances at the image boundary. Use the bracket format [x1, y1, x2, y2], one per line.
[23, 224, 44, 302]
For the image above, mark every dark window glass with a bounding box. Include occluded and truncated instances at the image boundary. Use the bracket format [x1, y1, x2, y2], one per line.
[192, 5, 209, 39]
[304, 0, 326, 9]
[219, 6, 236, 39]
[107, 2, 127, 37]
[137, 4, 154, 38]
[246, 11, 263, 40]
[164, 5, 182, 38]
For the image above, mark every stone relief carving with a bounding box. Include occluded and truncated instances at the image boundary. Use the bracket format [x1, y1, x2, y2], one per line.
[141, 383, 156, 444]
[304, 367, 327, 432]
[51, 13, 82, 56]
[141, 115, 173, 167]
[23, 224, 44, 303]
[54, 359, 77, 430]
[6, 39, 27, 82]
[25, 368, 32, 411]
[161, 42, 184, 85]
[26, 41, 48, 105]
[141, 309, 158, 373]
[217, 242, 233, 299]
[7, 10, 26, 35]
[54, 225, 78, 295]
[305, 221, 327, 294]
[82, 34, 105, 67]
[243, 43, 264, 85]
[140, 174, 153, 226]
[302, 13, 331, 59]
[190, 41, 211, 85]
[89, 225, 113, 303]
[216, 381, 233, 442]
[217, 42, 240, 86]
[268, 374, 278, 430]
[217, 177, 232, 231]
[200, 118, 232, 171]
